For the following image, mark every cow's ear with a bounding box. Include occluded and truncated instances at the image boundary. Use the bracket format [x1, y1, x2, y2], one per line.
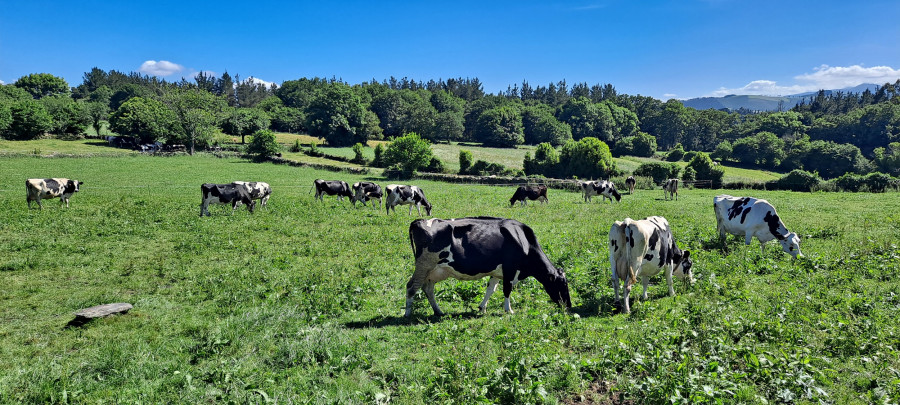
[682, 250, 690, 259]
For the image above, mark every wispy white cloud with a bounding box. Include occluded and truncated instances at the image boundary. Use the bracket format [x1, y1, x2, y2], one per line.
[0, 79, 5, 85]
[707, 64, 900, 97]
[243, 76, 278, 88]
[662, 93, 678, 100]
[138, 60, 184, 77]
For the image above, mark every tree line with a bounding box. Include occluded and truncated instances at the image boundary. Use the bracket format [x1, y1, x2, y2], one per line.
[1, 68, 898, 180]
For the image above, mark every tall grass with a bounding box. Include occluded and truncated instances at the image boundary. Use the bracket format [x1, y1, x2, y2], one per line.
[0, 154, 898, 403]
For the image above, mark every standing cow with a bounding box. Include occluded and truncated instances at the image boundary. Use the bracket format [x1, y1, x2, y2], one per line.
[713, 195, 803, 258]
[314, 179, 352, 202]
[625, 176, 636, 194]
[385, 184, 433, 216]
[26, 178, 82, 209]
[581, 180, 621, 203]
[200, 183, 256, 216]
[608, 216, 693, 313]
[232, 181, 271, 208]
[351, 181, 383, 208]
[509, 185, 548, 207]
[663, 179, 679, 201]
[405, 217, 571, 316]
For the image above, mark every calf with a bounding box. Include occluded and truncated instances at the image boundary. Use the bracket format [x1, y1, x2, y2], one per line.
[232, 181, 271, 208]
[663, 179, 679, 201]
[200, 183, 256, 217]
[509, 185, 548, 207]
[581, 180, 621, 203]
[26, 178, 82, 209]
[713, 195, 803, 258]
[625, 176, 636, 194]
[351, 181, 383, 208]
[385, 184, 433, 216]
[405, 217, 571, 316]
[314, 179, 352, 202]
[608, 216, 692, 313]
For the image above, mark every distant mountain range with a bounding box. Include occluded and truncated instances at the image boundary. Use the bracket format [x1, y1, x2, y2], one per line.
[681, 83, 881, 112]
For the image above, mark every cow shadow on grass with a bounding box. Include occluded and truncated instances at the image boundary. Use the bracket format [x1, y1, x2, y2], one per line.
[571, 294, 624, 318]
[344, 311, 490, 329]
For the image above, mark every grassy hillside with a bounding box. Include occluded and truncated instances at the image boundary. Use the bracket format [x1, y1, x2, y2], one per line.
[1, 153, 897, 403]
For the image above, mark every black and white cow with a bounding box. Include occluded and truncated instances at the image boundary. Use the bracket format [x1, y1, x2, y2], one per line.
[405, 217, 571, 316]
[351, 181, 383, 208]
[713, 195, 803, 258]
[232, 181, 271, 208]
[509, 185, 548, 207]
[580, 180, 621, 203]
[314, 179, 352, 202]
[625, 176, 636, 194]
[385, 184, 433, 216]
[663, 179, 679, 201]
[26, 178, 82, 209]
[200, 183, 256, 217]
[608, 216, 693, 313]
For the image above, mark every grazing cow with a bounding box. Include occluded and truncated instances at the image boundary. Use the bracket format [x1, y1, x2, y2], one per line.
[232, 181, 271, 208]
[314, 179, 352, 202]
[580, 180, 621, 203]
[608, 216, 693, 313]
[663, 179, 679, 201]
[509, 185, 548, 207]
[200, 183, 256, 217]
[385, 184, 433, 216]
[625, 176, 636, 194]
[351, 181, 383, 208]
[713, 195, 803, 258]
[25, 178, 82, 209]
[405, 217, 571, 316]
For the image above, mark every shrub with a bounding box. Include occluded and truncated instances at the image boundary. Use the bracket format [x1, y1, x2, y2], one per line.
[469, 160, 515, 176]
[523, 143, 560, 177]
[864, 172, 893, 192]
[290, 139, 302, 153]
[383, 132, 433, 176]
[682, 150, 698, 162]
[682, 166, 696, 182]
[687, 152, 725, 188]
[767, 169, 821, 192]
[246, 130, 281, 162]
[834, 173, 864, 192]
[306, 142, 324, 157]
[711, 140, 732, 162]
[665, 143, 685, 161]
[633, 162, 680, 184]
[558, 137, 616, 179]
[352, 143, 366, 164]
[372, 143, 385, 167]
[424, 157, 446, 173]
[459, 150, 474, 174]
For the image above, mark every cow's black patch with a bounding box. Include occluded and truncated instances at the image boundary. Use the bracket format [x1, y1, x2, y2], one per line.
[45, 179, 60, 191]
[727, 197, 750, 220]
[658, 238, 671, 267]
[644, 254, 654, 261]
[438, 251, 450, 260]
[64, 180, 78, 193]
[648, 229, 659, 250]
[764, 211, 787, 240]
[740, 207, 752, 224]
[610, 239, 618, 252]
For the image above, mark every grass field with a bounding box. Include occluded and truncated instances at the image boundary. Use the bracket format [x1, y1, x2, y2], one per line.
[1, 152, 898, 403]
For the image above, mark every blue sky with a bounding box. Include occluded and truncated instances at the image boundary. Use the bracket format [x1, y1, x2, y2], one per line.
[2, 0, 899, 100]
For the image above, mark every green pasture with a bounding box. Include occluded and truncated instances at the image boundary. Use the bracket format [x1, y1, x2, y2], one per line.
[1, 153, 898, 403]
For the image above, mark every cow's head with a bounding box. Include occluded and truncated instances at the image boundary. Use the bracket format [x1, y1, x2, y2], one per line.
[674, 250, 693, 283]
[247, 200, 257, 213]
[424, 201, 433, 216]
[67, 180, 81, 193]
[539, 267, 572, 310]
[611, 187, 621, 202]
[779, 232, 802, 258]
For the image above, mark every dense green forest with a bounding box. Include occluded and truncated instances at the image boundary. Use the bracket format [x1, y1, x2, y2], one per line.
[1, 68, 899, 182]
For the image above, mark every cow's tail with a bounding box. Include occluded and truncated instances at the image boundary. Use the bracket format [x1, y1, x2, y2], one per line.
[623, 221, 641, 288]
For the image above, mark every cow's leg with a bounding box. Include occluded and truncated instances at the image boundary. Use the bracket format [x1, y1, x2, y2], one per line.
[640, 275, 650, 301]
[744, 233, 754, 246]
[666, 265, 675, 296]
[423, 281, 444, 316]
[37, 197, 43, 210]
[405, 253, 438, 317]
[610, 264, 621, 308]
[501, 270, 522, 314]
[479, 277, 500, 312]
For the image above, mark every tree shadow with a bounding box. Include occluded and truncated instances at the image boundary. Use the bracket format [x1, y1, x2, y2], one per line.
[570, 294, 622, 318]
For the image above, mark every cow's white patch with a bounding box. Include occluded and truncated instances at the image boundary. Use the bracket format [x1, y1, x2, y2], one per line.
[425, 218, 438, 227]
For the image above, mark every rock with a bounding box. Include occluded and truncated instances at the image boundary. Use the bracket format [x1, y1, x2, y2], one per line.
[67, 303, 133, 327]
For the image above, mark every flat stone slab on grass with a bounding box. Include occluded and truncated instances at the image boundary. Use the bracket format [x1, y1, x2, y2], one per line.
[67, 303, 133, 327]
